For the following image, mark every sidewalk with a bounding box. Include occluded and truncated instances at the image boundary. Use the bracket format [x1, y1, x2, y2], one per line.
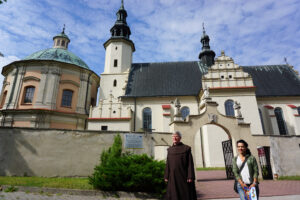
[196, 170, 300, 199]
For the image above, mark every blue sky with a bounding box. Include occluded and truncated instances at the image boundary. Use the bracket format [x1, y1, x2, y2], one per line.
[1, 0, 300, 84]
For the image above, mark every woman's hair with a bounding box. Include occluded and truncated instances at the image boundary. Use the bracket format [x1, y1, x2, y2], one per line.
[236, 139, 251, 155]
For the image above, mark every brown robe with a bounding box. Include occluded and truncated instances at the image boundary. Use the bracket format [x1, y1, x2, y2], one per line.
[164, 142, 197, 200]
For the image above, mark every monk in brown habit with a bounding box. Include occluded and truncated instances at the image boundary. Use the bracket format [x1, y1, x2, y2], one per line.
[164, 131, 197, 200]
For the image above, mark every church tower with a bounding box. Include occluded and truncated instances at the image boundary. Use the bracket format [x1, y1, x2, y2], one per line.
[199, 25, 215, 67]
[103, 0, 135, 74]
[99, 0, 135, 100]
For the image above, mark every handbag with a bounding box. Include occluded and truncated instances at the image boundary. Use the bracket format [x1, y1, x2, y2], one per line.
[234, 156, 249, 193]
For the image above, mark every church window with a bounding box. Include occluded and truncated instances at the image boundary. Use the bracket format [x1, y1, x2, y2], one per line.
[259, 109, 266, 134]
[114, 59, 118, 67]
[221, 75, 224, 79]
[56, 40, 60, 46]
[24, 86, 35, 103]
[0, 91, 7, 107]
[115, 46, 118, 50]
[297, 107, 300, 115]
[143, 107, 152, 132]
[225, 100, 234, 116]
[113, 80, 117, 87]
[61, 89, 73, 107]
[61, 40, 65, 46]
[274, 107, 288, 135]
[229, 75, 232, 79]
[181, 106, 190, 121]
[113, 110, 116, 114]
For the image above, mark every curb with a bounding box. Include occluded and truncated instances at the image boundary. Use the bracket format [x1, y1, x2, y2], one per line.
[1, 185, 160, 199]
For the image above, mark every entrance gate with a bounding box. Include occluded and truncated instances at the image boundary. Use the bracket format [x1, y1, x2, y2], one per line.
[222, 140, 234, 179]
[257, 146, 273, 180]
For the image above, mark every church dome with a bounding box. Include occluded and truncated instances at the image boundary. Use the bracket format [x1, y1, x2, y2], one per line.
[24, 48, 89, 69]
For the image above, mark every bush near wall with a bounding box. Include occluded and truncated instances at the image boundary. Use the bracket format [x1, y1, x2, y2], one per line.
[89, 134, 166, 195]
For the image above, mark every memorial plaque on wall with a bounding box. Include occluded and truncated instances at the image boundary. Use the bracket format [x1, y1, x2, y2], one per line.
[124, 133, 143, 149]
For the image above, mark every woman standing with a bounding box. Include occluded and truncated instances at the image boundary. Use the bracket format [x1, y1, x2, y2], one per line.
[232, 139, 259, 200]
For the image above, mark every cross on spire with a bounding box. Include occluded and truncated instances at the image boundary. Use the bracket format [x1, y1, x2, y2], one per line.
[62, 24, 65, 34]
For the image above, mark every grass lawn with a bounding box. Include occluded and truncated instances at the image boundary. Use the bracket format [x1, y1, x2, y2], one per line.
[0, 176, 93, 190]
[196, 167, 225, 171]
[278, 176, 300, 181]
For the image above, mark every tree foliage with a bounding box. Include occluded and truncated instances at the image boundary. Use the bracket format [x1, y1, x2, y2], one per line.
[89, 134, 166, 195]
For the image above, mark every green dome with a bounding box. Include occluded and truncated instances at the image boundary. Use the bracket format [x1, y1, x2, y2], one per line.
[24, 48, 89, 69]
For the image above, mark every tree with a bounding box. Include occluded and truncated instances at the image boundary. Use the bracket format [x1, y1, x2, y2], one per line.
[0, 0, 7, 4]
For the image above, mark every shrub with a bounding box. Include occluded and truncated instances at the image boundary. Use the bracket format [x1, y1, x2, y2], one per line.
[89, 134, 166, 195]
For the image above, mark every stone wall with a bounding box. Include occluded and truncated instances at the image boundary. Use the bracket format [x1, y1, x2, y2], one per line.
[269, 135, 300, 176]
[0, 127, 171, 177]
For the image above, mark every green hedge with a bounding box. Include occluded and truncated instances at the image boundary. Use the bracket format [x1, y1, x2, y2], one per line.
[89, 134, 166, 195]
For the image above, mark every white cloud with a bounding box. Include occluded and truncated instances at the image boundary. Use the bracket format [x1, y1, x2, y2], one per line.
[0, 0, 299, 75]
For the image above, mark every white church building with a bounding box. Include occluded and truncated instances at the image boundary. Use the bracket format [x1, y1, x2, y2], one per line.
[86, 2, 300, 170]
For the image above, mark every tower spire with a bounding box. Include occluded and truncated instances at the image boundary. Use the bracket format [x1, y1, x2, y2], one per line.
[121, 0, 124, 9]
[199, 24, 215, 67]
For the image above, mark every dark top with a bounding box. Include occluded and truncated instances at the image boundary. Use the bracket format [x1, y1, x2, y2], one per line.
[164, 142, 197, 200]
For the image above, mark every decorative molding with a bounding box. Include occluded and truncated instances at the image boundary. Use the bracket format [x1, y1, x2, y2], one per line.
[80, 73, 88, 82]
[264, 105, 274, 109]
[60, 80, 80, 87]
[162, 105, 171, 109]
[88, 117, 131, 121]
[208, 113, 217, 123]
[41, 67, 49, 74]
[23, 76, 40, 82]
[50, 68, 61, 75]
[210, 86, 256, 90]
[287, 104, 297, 109]
[3, 81, 10, 87]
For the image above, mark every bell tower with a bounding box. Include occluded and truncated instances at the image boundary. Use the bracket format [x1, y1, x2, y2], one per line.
[103, 0, 135, 74]
[199, 24, 215, 67]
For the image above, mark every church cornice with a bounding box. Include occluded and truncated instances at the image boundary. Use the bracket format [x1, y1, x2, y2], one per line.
[103, 38, 135, 52]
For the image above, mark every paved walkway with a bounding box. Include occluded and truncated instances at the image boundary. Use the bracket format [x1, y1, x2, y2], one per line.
[196, 170, 300, 199]
[0, 171, 300, 199]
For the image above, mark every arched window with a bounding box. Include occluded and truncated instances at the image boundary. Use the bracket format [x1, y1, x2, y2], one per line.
[225, 100, 234, 116]
[0, 91, 7, 107]
[259, 109, 266, 134]
[181, 106, 190, 120]
[143, 107, 152, 132]
[56, 39, 60, 46]
[61, 89, 73, 107]
[113, 80, 117, 87]
[24, 86, 35, 103]
[61, 40, 65, 46]
[298, 107, 300, 115]
[274, 107, 287, 135]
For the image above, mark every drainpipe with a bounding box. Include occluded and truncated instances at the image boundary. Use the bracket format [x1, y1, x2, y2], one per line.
[84, 73, 91, 114]
[84, 73, 91, 129]
[134, 97, 136, 131]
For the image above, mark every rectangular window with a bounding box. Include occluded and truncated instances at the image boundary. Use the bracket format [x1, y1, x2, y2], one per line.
[24, 87, 35, 103]
[61, 90, 73, 107]
[101, 126, 108, 130]
[114, 59, 118, 67]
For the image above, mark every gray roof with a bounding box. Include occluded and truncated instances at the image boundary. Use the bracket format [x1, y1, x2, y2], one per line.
[124, 62, 300, 97]
[242, 65, 300, 97]
[125, 61, 208, 97]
